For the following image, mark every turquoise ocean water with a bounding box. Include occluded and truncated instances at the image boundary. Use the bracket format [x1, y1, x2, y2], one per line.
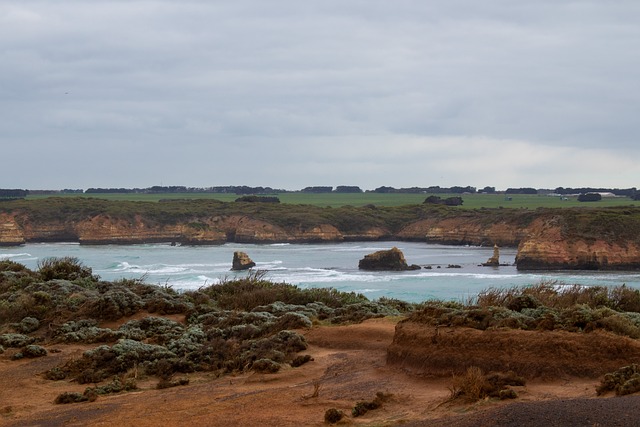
[2, 242, 640, 303]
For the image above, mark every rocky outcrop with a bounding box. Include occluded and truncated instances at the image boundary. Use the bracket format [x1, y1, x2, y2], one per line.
[358, 247, 420, 271]
[231, 251, 256, 271]
[515, 217, 640, 270]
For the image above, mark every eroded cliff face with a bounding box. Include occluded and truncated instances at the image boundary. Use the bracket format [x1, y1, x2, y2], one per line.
[18, 216, 77, 243]
[0, 213, 24, 246]
[0, 213, 346, 245]
[515, 217, 640, 270]
[75, 215, 228, 245]
[396, 218, 527, 246]
[2, 209, 640, 271]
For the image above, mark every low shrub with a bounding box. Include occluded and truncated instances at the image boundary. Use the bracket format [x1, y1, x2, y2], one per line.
[352, 392, 391, 417]
[87, 377, 138, 395]
[290, 354, 313, 367]
[38, 257, 97, 282]
[55, 321, 122, 344]
[17, 317, 40, 333]
[85, 288, 144, 321]
[352, 400, 380, 417]
[324, 408, 344, 424]
[251, 358, 281, 374]
[157, 378, 189, 389]
[0, 260, 31, 273]
[45, 367, 67, 380]
[21, 344, 47, 358]
[0, 333, 35, 348]
[54, 392, 94, 404]
[202, 271, 367, 311]
[597, 364, 640, 396]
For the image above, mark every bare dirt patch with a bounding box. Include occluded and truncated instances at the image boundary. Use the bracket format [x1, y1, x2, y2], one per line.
[0, 318, 636, 427]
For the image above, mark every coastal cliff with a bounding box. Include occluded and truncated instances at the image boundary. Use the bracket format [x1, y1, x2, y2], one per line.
[515, 215, 640, 270]
[1, 199, 640, 270]
[396, 217, 528, 246]
[0, 213, 25, 246]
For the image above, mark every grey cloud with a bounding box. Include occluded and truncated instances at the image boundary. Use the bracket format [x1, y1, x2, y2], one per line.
[1, 1, 639, 189]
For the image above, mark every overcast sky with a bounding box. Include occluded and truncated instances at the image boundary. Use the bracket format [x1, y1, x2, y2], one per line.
[2, 1, 639, 191]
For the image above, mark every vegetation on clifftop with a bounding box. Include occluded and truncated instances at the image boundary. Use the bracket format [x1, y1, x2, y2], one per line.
[0, 197, 530, 235]
[3, 197, 640, 245]
[409, 282, 640, 338]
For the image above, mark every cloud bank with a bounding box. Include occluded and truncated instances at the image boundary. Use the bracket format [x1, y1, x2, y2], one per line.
[2, 1, 639, 190]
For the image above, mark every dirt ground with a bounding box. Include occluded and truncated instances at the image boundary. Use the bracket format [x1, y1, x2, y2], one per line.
[0, 318, 633, 427]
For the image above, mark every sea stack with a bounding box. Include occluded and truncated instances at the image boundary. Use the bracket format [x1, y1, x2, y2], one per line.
[358, 247, 421, 271]
[231, 251, 256, 271]
[482, 244, 500, 267]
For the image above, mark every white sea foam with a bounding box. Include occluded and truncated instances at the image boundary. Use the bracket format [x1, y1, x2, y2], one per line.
[168, 275, 219, 290]
[5, 241, 639, 303]
[0, 253, 31, 260]
[417, 272, 524, 279]
[113, 262, 191, 274]
[352, 288, 385, 294]
[332, 246, 392, 252]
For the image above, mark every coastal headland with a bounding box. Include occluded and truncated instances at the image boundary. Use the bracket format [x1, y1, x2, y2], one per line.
[2, 198, 640, 270]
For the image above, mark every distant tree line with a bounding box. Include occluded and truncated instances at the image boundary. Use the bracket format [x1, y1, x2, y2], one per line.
[554, 187, 637, 197]
[370, 186, 476, 194]
[300, 186, 363, 193]
[235, 195, 280, 203]
[13, 185, 640, 198]
[85, 186, 287, 195]
[0, 189, 28, 199]
[505, 188, 538, 195]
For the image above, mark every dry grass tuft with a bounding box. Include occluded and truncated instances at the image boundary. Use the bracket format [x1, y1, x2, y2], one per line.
[448, 367, 524, 403]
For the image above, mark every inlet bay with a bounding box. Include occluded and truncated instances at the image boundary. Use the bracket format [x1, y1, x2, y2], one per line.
[3, 242, 640, 302]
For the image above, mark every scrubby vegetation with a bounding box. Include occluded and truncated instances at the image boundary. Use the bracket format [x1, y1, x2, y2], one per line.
[409, 282, 640, 338]
[0, 258, 412, 404]
[597, 364, 640, 396]
[6, 256, 640, 408]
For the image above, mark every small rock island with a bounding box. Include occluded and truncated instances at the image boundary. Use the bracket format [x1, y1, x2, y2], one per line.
[231, 251, 256, 271]
[358, 247, 421, 271]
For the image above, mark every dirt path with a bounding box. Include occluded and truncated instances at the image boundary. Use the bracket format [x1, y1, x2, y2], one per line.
[0, 318, 630, 427]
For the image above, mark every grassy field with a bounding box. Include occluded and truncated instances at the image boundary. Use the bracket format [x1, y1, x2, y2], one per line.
[25, 192, 640, 209]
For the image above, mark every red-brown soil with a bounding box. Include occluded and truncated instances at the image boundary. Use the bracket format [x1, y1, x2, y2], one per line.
[0, 318, 637, 426]
[388, 320, 640, 378]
